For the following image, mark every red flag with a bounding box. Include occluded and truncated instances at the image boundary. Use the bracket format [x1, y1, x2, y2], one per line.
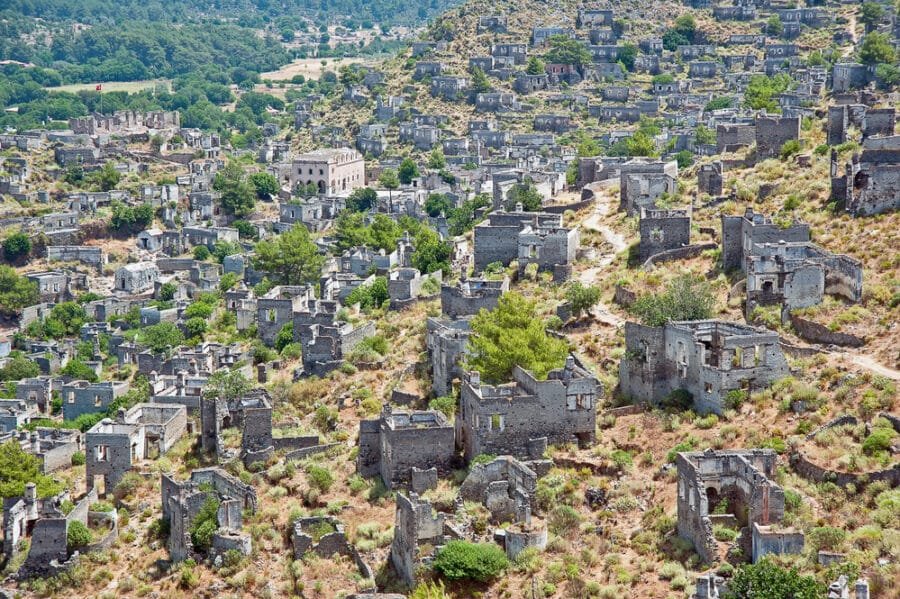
[95, 84, 102, 91]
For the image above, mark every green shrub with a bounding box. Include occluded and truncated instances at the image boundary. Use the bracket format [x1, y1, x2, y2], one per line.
[428, 395, 456, 418]
[862, 428, 895, 455]
[67, 520, 92, 550]
[432, 540, 508, 582]
[189, 498, 220, 553]
[549, 504, 582, 536]
[306, 464, 334, 493]
[71, 451, 85, 466]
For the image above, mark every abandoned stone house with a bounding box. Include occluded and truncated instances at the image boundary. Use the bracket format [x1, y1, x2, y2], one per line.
[54, 146, 100, 167]
[2, 483, 111, 578]
[440, 275, 508, 320]
[357, 405, 456, 490]
[697, 162, 724, 196]
[827, 105, 895, 146]
[61, 380, 131, 421]
[430, 76, 470, 100]
[288, 148, 365, 196]
[46, 246, 107, 271]
[688, 61, 721, 79]
[6, 428, 82, 473]
[85, 403, 187, 493]
[516, 219, 580, 280]
[199, 388, 319, 466]
[619, 320, 790, 415]
[638, 207, 692, 260]
[491, 43, 527, 65]
[459, 455, 538, 525]
[716, 123, 756, 153]
[514, 73, 551, 94]
[534, 114, 573, 133]
[531, 27, 574, 46]
[300, 319, 376, 376]
[388, 267, 442, 309]
[0, 399, 39, 433]
[478, 16, 507, 33]
[577, 8, 613, 27]
[588, 28, 617, 44]
[15, 376, 53, 415]
[457, 355, 599, 462]
[25, 271, 82, 303]
[832, 135, 900, 216]
[619, 159, 679, 215]
[256, 285, 315, 345]
[472, 210, 577, 274]
[413, 61, 443, 80]
[390, 493, 446, 587]
[745, 240, 863, 315]
[426, 317, 472, 397]
[475, 92, 520, 113]
[161, 468, 257, 562]
[721, 208, 811, 273]
[755, 115, 801, 159]
[114, 261, 160, 294]
[831, 62, 870, 93]
[677, 449, 802, 564]
[601, 85, 630, 102]
[398, 122, 440, 150]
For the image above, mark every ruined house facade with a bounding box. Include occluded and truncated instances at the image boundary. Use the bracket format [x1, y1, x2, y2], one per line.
[745, 241, 863, 314]
[357, 405, 456, 490]
[86, 403, 187, 493]
[831, 135, 900, 217]
[677, 449, 802, 564]
[620, 321, 789, 415]
[457, 355, 599, 462]
[161, 468, 257, 562]
[638, 207, 692, 260]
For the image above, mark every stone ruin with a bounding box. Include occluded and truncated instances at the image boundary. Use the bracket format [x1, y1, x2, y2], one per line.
[832, 135, 900, 217]
[290, 516, 373, 580]
[357, 404, 456, 490]
[457, 355, 599, 461]
[85, 403, 187, 494]
[389, 493, 446, 588]
[745, 240, 863, 316]
[620, 320, 789, 415]
[2, 483, 116, 578]
[161, 468, 257, 562]
[676, 449, 803, 565]
[200, 388, 321, 467]
[459, 455, 537, 525]
[638, 206, 692, 261]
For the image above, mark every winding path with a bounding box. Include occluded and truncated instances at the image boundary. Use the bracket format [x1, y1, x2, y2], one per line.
[577, 190, 628, 327]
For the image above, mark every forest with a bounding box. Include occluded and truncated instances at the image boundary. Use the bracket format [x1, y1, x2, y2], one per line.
[0, 0, 458, 27]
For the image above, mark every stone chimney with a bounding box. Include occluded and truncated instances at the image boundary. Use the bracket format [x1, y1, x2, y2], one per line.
[24, 482, 36, 504]
[30, 432, 40, 455]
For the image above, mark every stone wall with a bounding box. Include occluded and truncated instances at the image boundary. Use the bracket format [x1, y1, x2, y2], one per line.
[642, 243, 717, 269]
[789, 314, 864, 347]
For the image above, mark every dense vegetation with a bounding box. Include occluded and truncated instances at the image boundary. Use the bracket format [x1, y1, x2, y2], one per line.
[0, 0, 459, 27]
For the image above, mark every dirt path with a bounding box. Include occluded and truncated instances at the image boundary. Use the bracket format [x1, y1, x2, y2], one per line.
[842, 13, 858, 58]
[578, 191, 628, 327]
[842, 352, 900, 380]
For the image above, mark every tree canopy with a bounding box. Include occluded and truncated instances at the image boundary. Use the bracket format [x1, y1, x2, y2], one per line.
[0, 440, 64, 499]
[467, 292, 569, 383]
[253, 223, 325, 286]
[545, 36, 592, 67]
[136, 321, 185, 354]
[630, 274, 716, 326]
[723, 558, 824, 599]
[346, 187, 378, 212]
[213, 162, 256, 217]
[0, 265, 39, 316]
